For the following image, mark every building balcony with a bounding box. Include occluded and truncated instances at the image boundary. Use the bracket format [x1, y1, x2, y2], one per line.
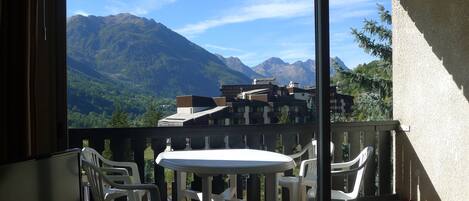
[248, 111, 264, 119]
[69, 121, 400, 201]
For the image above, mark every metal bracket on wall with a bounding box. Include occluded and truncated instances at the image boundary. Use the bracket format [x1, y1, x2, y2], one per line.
[399, 124, 411, 132]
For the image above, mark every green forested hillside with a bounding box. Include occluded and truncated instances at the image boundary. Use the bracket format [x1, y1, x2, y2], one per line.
[67, 13, 251, 127]
[67, 61, 176, 128]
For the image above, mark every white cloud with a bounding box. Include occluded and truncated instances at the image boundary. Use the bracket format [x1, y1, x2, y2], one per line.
[204, 44, 244, 53]
[202, 44, 260, 65]
[176, 0, 313, 35]
[277, 41, 314, 62]
[331, 32, 352, 44]
[73, 10, 90, 16]
[176, 0, 381, 35]
[330, 0, 373, 7]
[104, 0, 176, 16]
[331, 9, 375, 23]
[279, 48, 313, 61]
[236, 52, 259, 66]
[329, 0, 377, 23]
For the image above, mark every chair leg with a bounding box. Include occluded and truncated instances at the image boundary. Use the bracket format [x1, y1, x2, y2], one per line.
[83, 185, 90, 201]
[290, 184, 298, 201]
[229, 174, 237, 199]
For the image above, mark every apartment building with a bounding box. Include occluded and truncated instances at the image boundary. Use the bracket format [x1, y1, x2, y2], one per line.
[158, 81, 353, 127]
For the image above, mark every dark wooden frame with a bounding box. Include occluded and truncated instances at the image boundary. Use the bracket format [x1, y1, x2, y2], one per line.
[314, 0, 331, 200]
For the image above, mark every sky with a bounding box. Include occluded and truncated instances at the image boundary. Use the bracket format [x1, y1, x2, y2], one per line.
[67, 0, 391, 68]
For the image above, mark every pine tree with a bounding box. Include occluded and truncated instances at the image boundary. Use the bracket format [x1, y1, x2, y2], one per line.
[334, 4, 393, 120]
[141, 102, 162, 127]
[109, 104, 130, 128]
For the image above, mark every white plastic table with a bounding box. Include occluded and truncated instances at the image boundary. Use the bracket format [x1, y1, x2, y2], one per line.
[156, 149, 295, 201]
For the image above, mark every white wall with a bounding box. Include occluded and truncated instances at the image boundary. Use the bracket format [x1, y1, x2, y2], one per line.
[393, 0, 469, 200]
[177, 107, 209, 114]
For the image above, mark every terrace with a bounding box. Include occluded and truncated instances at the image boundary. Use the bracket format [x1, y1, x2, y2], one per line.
[1, 0, 467, 201]
[69, 121, 400, 201]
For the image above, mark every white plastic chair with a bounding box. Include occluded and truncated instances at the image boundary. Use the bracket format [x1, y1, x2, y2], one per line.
[305, 146, 374, 201]
[278, 140, 334, 201]
[81, 147, 148, 201]
[81, 159, 161, 201]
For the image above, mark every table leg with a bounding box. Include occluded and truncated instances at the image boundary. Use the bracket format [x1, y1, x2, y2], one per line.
[177, 171, 187, 201]
[202, 175, 213, 201]
[265, 173, 278, 201]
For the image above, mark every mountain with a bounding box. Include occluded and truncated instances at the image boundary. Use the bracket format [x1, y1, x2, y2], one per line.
[215, 54, 264, 79]
[67, 13, 251, 99]
[252, 57, 289, 78]
[253, 57, 349, 86]
[331, 56, 349, 72]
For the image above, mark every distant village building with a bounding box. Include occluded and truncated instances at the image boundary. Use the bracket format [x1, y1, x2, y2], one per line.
[252, 77, 276, 85]
[158, 80, 353, 127]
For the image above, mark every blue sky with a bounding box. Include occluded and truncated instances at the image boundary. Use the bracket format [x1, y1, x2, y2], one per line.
[67, 0, 391, 68]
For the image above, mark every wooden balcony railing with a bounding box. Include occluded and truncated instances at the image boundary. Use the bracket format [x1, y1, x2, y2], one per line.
[69, 121, 399, 201]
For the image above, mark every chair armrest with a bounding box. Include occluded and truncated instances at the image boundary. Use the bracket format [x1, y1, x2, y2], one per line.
[331, 155, 369, 176]
[299, 158, 317, 177]
[288, 143, 313, 159]
[288, 150, 307, 160]
[330, 156, 360, 170]
[106, 175, 133, 184]
[101, 167, 129, 176]
[103, 161, 141, 183]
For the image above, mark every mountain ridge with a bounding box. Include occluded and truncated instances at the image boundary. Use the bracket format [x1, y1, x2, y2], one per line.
[252, 57, 349, 86]
[215, 54, 264, 79]
[67, 13, 251, 99]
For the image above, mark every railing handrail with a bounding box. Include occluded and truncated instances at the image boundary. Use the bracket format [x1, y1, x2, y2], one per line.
[332, 120, 400, 132]
[69, 120, 399, 138]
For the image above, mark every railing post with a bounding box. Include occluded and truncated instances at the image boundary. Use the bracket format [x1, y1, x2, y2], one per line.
[132, 137, 146, 183]
[172, 136, 188, 201]
[89, 137, 105, 155]
[208, 135, 226, 195]
[347, 131, 361, 192]
[363, 131, 377, 196]
[68, 131, 83, 149]
[331, 131, 346, 191]
[246, 134, 262, 201]
[110, 138, 125, 161]
[263, 133, 277, 201]
[228, 134, 245, 199]
[152, 138, 167, 201]
[378, 131, 392, 195]
[281, 132, 296, 201]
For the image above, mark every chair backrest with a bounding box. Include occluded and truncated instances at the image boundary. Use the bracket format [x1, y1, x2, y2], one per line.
[290, 139, 335, 160]
[349, 146, 374, 198]
[82, 147, 142, 185]
[81, 160, 108, 201]
[311, 140, 335, 159]
[303, 140, 335, 180]
[81, 147, 106, 168]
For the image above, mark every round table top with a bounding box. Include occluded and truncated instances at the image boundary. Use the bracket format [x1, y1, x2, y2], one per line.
[156, 149, 295, 175]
